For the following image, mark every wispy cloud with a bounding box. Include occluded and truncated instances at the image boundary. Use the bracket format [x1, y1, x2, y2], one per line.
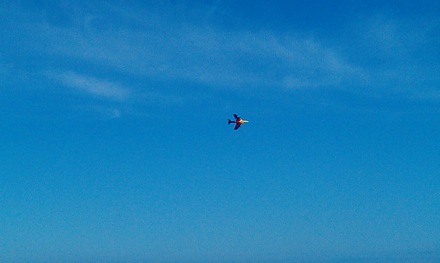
[51, 71, 130, 101]
[2, 2, 439, 103]
[36, 19, 362, 91]
[0, 2, 361, 91]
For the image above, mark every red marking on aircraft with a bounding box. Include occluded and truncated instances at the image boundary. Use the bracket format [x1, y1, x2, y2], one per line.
[228, 114, 249, 130]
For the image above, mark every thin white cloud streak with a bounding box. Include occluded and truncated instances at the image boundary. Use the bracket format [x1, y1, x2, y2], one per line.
[14, 1, 363, 91]
[38, 22, 363, 91]
[52, 71, 130, 101]
[3, 2, 439, 101]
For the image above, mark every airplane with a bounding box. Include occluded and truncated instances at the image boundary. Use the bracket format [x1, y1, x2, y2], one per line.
[228, 114, 249, 130]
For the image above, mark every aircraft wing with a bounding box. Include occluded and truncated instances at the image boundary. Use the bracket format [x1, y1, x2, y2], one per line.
[234, 123, 241, 130]
[233, 114, 239, 121]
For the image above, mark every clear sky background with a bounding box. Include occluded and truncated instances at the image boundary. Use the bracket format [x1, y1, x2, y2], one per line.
[1, 1, 439, 262]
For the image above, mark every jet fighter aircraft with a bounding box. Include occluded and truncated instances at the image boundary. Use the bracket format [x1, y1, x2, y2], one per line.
[228, 114, 249, 130]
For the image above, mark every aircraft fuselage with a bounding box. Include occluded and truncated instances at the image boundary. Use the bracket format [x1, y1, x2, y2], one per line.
[228, 114, 248, 130]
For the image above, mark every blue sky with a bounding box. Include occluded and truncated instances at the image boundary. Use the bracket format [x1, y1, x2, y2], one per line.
[1, 1, 439, 262]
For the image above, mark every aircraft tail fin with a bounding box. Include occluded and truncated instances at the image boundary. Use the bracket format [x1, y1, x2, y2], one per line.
[228, 119, 232, 125]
